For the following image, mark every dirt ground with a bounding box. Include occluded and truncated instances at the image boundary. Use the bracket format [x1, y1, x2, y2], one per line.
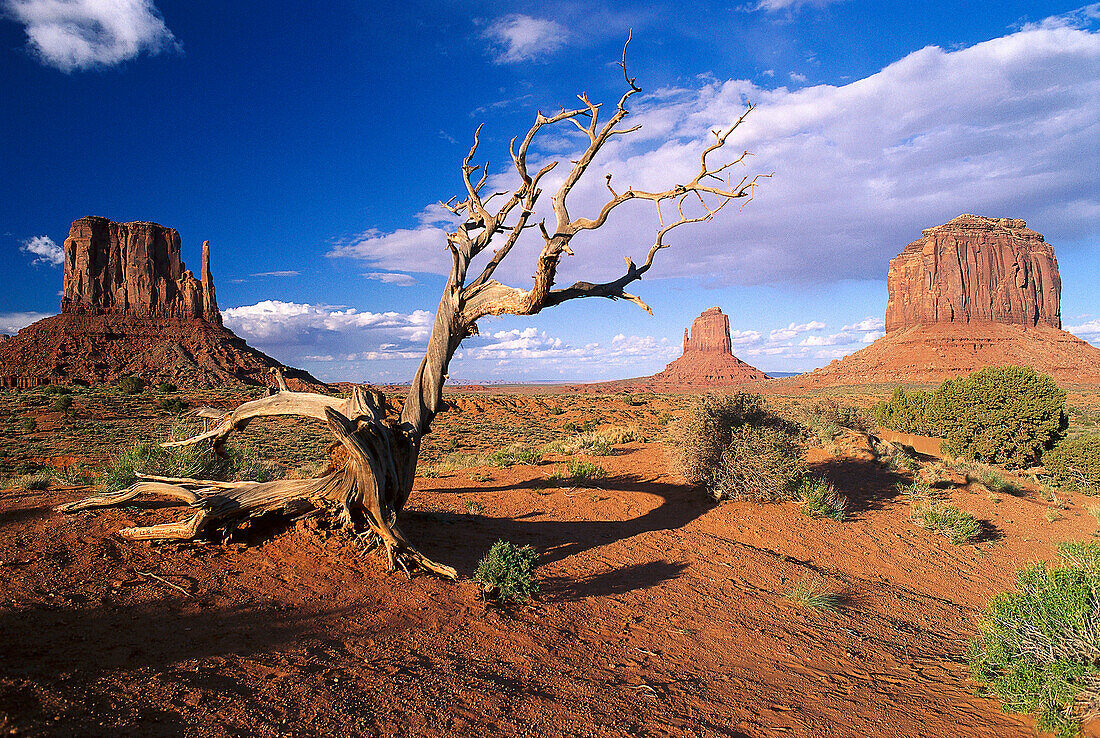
[2, 386, 1098, 737]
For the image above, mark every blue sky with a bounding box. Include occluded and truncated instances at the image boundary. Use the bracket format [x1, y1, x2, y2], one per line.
[1, 1, 1098, 383]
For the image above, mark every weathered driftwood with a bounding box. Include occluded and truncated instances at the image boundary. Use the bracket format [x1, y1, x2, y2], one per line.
[58, 43, 763, 578]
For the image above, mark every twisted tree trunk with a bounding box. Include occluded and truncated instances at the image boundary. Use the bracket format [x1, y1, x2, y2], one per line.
[58, 42, 763, 578]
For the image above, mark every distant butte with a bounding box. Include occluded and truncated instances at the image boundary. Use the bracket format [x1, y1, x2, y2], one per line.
[0, 216, 324, 390]
[785, 214, 1100, 388]
[569, 307, 768, 393]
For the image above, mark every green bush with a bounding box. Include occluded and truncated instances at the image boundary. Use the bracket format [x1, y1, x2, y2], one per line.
[871, 386, 940, 435]
[875, 367, 1067, 468]
[52, 395, 73, 413]
[117, 376, 146, 395]
[937, 366, 1066, 468]
[43, 385, 72, 395]
[157, 397, 188, 414]
[1045, 435, 1100, 494]
[156, 382, 178, 393]
[970, 542, 1100, 737]
[20, 418, 37, 432]
[475, 540, 539, 604]
[804, 398, 874, 433]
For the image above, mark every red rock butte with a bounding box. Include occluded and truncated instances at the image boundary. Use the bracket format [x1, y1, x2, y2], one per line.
[788, 214, 1100, 388]
[570, 307, 768, 392]
[0, 216, 323, 390]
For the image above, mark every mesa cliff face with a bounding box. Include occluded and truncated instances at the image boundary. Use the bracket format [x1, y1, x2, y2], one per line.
[0, 216, 322, 390]
[780, 215, 1100, 388]
[885, 214, 1060, 333]
[61, 216, 221, 324]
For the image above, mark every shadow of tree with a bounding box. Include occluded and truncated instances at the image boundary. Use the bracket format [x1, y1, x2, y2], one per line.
[404, 473, 712, 588]
[806, 457, 910, 514]
[540, 560, 690, 602]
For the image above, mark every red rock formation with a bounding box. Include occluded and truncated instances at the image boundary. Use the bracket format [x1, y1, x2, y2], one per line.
[683, 307, 733, 354]
[565, 308, 768, 393]
[885, 215, 1060, 333]
[61, 216, 222, 324]
[0, 216, 324, 390]
[773, 215, 1100, 389]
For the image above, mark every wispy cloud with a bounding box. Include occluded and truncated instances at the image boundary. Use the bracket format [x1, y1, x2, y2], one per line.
[1066, 318, 1100, 344]
[3, 0, 179, 72]
[0, 311, 52, 334]
[483, 14, 566, 63]
[20, 234, 63, 266]
[745, 0, 850, 12]
[364, 272, 417, 287]
[338, 21, 1100, 293]
[250, 270, 300, 278]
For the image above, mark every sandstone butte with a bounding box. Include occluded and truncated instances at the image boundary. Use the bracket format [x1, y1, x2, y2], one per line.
[0, 216, 323, 390]
[788, 214, 1100, 388]
[569, 307, 768, 393]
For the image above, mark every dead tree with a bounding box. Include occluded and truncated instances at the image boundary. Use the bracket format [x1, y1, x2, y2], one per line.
[59, 45, 765, 578]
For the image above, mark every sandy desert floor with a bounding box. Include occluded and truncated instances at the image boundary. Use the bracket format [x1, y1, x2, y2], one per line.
[2, 386, 1099, 737]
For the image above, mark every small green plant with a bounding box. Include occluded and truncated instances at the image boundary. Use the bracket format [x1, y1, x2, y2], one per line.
[1088, 506, 1100, 525]
[912, 501, 981, 544]
[117, 376, 146, 395]
[157, 397, 188, 414]
[1045, 435, 1100, 494]
[960, 462, 1024, 496]
[798, 477, 847, 521]
[485, 445, 541, 467]
[548, 406, 565, 415]
[43, 385, 72, 395]
[20, 417, 37, 432]
[970, 542, 1100, 737]
[468, 471, 491, 482]
[97, 440, 279, 492]
[464, 500, 484, 515]
[475, 540, 539, 604]
[566, 459, 607, 483]
[156, 382, 178, 393]
[51, 395, 73, 413]
[785, 578, 843, 612]
[1045, 508, 1060, 523]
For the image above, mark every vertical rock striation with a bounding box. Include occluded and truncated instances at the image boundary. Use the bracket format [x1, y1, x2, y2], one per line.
[885, 214, 1060, 333]
[683, 307, 733, 354]
[61, 216, 221, 324]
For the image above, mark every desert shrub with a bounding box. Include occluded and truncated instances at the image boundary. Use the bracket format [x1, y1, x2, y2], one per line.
[545, 426, 640, 456]
[20, 418, 37, 432]
[957, 461, 1025, 496]
[548, 406, 565, 415]
[51, 395, 73, 413]
[1045, 435, 1100, 494]
[485, 445, 541, 467]
[785, 578, 843, 611]
[156, 382, 178, 393]
[669, 393, 776, 486]
[43, 385, 72, 395]
[710, 424, 806, 502]
[158, 397, 188, 414]
[912, 501, 981, 544]
[798, 477, 847, 520]
[936, 366, 1066, 468]
[871, 386, 940, 435]
[970, 542, 1100, 737]
[13, 471, 53, 490]
[475, 540, 539, 604]
[98, 441, 279, 492]
[117, 376, 146, 395]
[566, 459, 606, 482]
[805, 398, 874, 433]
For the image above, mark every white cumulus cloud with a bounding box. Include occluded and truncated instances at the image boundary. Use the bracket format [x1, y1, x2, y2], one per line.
[20, 235, 64, 266]
[1066, 319, 1100, 344]
[3, 0, 179, 72]
[483, 14, 566, 63]
[364, 272, 417, 287]
[0, 311, 53, 334]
